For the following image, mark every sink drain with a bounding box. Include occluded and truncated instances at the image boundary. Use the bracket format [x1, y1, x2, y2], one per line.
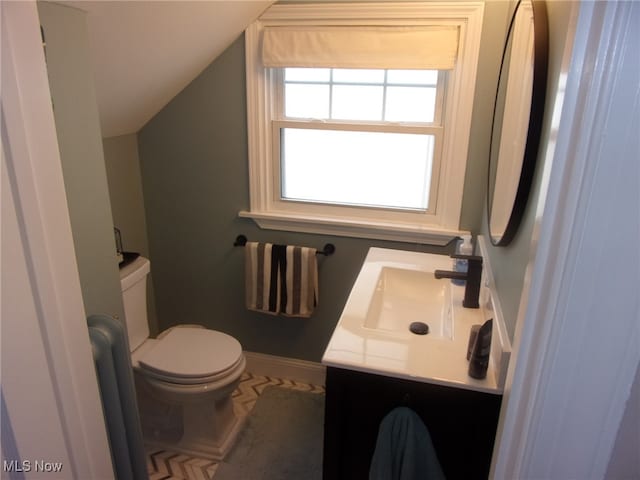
[409, 321, 429, 335]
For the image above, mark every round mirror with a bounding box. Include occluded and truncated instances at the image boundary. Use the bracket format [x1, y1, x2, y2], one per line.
[487, 0, 548, 246]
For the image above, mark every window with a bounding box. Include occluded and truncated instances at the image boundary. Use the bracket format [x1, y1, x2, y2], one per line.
[279, 67, 443, 212]
[242, 3, 485, 245]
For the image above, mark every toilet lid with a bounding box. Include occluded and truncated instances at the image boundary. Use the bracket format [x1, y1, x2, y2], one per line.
[138, 327, 242, 379]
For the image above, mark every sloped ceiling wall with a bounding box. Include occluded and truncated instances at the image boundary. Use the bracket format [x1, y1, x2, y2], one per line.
[57, 1, 274, 138]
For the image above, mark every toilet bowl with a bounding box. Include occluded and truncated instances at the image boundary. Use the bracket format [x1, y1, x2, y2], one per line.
[120, 257, 246, 460]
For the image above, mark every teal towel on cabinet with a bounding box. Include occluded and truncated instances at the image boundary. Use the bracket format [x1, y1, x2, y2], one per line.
[369, 406, 446, 480]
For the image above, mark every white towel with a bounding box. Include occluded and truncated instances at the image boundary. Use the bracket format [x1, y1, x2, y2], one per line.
[244, 242, 318, 317]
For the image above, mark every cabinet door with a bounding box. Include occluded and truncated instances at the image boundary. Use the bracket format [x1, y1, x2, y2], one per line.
[323, 367, 502, 479]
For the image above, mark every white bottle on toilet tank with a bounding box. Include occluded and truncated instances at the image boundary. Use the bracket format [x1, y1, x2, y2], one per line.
[452, 234, 473, 286]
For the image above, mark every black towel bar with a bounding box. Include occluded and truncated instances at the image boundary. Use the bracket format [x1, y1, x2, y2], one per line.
[233, 235, 335, 256]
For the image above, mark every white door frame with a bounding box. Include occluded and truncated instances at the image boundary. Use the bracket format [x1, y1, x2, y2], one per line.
[1, 2, 114, 478]
[493, 1, 640, 478]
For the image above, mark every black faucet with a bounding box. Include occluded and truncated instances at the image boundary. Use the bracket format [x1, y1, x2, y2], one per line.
[434, 254, 483, 308]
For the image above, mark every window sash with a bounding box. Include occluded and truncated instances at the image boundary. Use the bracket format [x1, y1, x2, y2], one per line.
[271, 120, 443, 216]
[276, 68, 448, 125]
[269, 68, 448, 126]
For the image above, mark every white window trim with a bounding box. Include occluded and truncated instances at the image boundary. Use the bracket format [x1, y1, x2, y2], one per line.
[242, 2, 484, 245]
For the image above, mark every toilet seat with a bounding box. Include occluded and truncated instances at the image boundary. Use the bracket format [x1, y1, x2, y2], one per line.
[134, 327, 243, 385]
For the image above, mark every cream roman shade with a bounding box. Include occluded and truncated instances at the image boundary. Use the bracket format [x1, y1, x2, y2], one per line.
[262, 26, 460, 70]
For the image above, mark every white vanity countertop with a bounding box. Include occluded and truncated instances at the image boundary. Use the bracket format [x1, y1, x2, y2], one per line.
[322, 247, 505, 395]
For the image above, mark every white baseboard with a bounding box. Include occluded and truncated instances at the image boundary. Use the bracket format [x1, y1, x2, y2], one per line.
[243, 351, 326, 387]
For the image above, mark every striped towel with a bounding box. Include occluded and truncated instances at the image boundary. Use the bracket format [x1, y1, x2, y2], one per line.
[245, 242, 318, 318]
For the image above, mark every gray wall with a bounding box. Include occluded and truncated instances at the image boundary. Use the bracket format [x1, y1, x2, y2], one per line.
[38, 1, 125, 322]
[103, 134, 158, 335]
[137, 4, 510, 363]
[481, 0, 575, 341]
[463, 0, 510, 231]
[103, 135, 149, 256]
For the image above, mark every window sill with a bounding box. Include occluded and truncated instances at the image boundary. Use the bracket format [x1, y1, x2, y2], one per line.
[238, 210, 466, 246]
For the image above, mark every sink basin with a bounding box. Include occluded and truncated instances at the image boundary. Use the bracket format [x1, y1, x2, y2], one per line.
[364, 267, 453, 339]
[323, 245, 510, 394]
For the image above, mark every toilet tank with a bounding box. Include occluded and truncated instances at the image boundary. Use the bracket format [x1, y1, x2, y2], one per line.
[119, 256, 151, 352]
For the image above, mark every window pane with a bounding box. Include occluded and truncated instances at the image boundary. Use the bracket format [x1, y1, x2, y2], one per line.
[332, 69, 385, 84]
[332, 85, 383, 121]
[385, 87, 436, 123]
[386, 70, 438, 85]
[285, 68, 330, 82]
[281, 128, 434, 210]
[285, 84, 330, 118]
[283, 68, 440, 123]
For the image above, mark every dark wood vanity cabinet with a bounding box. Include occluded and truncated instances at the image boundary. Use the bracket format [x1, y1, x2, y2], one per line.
[322, 367, 502, 480]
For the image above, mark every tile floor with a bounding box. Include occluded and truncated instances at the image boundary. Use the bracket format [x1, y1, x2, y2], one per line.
[146, 371, 325, 480]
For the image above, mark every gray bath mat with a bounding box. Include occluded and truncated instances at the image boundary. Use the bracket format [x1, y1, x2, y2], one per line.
[215, 386, 324, 480]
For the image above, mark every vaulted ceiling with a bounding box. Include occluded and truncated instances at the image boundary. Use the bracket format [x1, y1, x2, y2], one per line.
[58, 1, 274, 138]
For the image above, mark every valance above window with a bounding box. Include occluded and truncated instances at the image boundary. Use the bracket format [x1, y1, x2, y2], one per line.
[261, 26, 460, 70]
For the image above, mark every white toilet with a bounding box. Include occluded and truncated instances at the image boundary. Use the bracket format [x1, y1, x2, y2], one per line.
[120, 256, 246, 460]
